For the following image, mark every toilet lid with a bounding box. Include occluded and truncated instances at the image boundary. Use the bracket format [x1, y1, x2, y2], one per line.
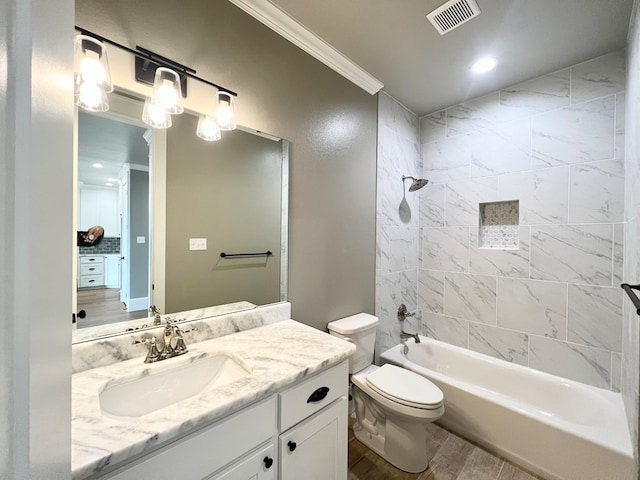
[365, 364, 443, 408]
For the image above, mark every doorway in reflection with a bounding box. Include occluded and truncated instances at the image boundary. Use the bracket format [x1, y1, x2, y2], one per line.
[76, 109, 152, 328]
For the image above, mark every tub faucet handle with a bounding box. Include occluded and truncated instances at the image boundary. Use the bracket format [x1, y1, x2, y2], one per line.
[400, 330, 421, 343]
[397, 304, 416, 322]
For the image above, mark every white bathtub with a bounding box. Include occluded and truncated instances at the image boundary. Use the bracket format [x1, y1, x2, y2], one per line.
[380, 336, 635, 480]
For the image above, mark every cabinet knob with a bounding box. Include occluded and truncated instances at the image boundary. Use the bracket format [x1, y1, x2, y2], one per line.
[263, 456, 273, 469]
[77, 310, 86, 319]
[287, 441, 297, 452]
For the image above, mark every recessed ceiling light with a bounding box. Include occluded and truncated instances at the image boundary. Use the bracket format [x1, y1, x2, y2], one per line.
[471, 56, 498, 74]
[107, 177, 118, 182]
[105, 182, 113, 186]
[92, 162, 103, 169]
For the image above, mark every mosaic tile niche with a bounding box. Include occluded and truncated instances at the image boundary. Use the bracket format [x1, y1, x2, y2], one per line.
[479, 200, 519, 249]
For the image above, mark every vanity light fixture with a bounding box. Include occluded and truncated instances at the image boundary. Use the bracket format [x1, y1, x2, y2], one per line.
[142, 97, 172, 129]
[152, 67, 184, 115]
[74, 26, 238, 139]
[196, 114, 222, 141]
[73, 35, 113, 112]
[215, 91, 237, 131]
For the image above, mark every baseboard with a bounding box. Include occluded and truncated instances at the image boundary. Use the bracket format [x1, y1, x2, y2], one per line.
[127, 296, 149, 312]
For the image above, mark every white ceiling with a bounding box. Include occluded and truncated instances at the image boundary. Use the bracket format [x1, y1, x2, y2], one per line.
[77, 111, 148, 187]
[268, 0, 633, 116]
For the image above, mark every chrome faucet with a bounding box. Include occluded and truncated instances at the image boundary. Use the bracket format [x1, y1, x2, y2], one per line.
[400, 330, 421, 343]
[149, 305, 162, 326]
[132, 320, 197, 363]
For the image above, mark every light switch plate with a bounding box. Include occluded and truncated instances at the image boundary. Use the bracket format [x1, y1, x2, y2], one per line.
[136, 236, 145, 244]
[189, 238, 207, 251]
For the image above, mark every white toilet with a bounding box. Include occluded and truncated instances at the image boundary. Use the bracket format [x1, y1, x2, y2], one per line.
[328, 313, 444, 473]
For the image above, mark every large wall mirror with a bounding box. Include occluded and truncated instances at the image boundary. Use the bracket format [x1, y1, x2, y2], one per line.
[73, 91, 289, 343]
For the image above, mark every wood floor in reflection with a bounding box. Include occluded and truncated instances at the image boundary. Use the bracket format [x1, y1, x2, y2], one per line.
[76, 287, 147, 328]
[348, 418, 543, 480]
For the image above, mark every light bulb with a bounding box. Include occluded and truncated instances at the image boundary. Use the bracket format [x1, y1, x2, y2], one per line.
[157, 79, 179, 111]
[142, 98, 172, 129]
[197, 114, 221, 141]
[215, 104, 233, 129]
[79, 51, 106, 85]
[78, 82, 107, 111]
[148, 101, 169, 125]
[152, 67, 183, 114]
[214, 91, 236, 131]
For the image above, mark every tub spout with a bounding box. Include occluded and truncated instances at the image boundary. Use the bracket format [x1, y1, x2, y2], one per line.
[400, 330, 420, 343]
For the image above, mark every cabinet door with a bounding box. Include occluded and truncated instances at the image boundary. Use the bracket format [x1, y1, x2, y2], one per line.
[104, 255, 121, 288]
[98, 189, 119, 237]
[279, 397, 347, 480]
[210, 443, 276, 480]
[79, 187, 119, 237]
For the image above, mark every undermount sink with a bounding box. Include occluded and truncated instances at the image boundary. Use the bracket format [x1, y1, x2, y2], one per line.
[99, 354, 251, 418]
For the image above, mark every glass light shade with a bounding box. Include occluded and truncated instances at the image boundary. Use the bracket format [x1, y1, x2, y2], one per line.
[196, 114, 222, 141]
[142, 97, 172, 129]
[74, 35, 113, 112]
[215, 91, 236, 131]
[152, 67, 183, 115]
[77, 81, 110, 112]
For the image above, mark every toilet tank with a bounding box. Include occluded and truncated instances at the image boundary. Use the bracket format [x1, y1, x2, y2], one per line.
[327, 313, 378, 374]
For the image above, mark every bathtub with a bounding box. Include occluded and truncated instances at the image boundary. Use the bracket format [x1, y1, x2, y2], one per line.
[381, 336, 635, 480]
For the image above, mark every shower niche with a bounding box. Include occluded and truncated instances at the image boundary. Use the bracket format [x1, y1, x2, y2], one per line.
[479, 200, 519, 250]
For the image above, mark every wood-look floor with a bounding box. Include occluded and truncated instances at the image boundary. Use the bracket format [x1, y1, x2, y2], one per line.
[348, 417, 542, 480]
[76, 287, 147, 328]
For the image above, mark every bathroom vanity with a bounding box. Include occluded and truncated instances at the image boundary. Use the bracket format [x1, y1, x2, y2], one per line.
[71, 305, 354, 480]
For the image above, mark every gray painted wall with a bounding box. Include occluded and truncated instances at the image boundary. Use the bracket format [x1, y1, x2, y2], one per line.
[166, 114, 282, 312]
[129, 169, 149, 299]
[76, 0, 378, 331]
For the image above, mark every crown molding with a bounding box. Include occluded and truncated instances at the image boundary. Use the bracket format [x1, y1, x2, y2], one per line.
[228, 0, 384, 95]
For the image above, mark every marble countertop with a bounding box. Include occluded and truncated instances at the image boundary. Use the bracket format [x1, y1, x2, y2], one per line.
[72, 319, 355, 479]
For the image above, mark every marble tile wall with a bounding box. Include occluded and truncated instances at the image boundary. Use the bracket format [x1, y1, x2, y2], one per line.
[375, 92, 421, 359]
[414, 50, 626, 391]
[623, 2, 640, 460]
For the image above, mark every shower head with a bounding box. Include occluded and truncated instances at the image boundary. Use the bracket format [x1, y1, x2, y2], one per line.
[402, 175, 429, 192]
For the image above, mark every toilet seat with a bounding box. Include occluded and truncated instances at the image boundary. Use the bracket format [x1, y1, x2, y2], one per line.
[365, 364, 443, 410]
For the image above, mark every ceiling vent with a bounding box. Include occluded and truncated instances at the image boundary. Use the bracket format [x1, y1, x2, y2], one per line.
[427, 0, 481, 35]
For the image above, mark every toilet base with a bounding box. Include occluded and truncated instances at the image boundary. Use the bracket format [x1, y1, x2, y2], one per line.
[353, 417, 429, 473]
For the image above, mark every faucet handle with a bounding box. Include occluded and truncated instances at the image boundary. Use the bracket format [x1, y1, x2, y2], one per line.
[132, 335, 162, 363]
[397, 304, 416, 322]
[173, 331, 188, 355]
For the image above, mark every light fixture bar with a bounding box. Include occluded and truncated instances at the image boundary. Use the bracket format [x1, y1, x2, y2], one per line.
[74, 25, 238, 97]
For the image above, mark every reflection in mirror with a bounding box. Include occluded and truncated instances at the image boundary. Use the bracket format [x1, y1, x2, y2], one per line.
[73, 91, 289, 343]
[77, 98, 152, 329]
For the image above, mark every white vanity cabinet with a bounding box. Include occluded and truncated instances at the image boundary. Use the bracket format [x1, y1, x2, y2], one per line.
[98, 397, 277, 480]
[86, 360, 349, 480]
[210, 443, 276, 480]
[278, 361, 348, 480]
